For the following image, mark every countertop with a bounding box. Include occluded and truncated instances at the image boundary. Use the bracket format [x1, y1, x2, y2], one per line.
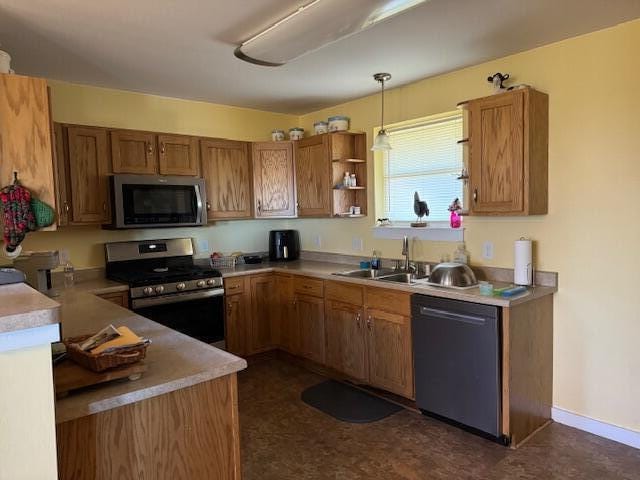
[54, 279, 247, 424]
[218, 260, 557, 307]
[0, 283, 60, 334]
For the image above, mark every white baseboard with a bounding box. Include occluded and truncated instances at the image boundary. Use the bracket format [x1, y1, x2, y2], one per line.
[552, 407, 640, 449]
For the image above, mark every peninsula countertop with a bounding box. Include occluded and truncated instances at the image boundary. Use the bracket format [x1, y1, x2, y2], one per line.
[216, 260, 557, 307]
[0, 282, 60, 334]
[54, 280, 247, 424]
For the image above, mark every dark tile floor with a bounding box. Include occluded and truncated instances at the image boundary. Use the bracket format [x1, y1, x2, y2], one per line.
[238, 358, 640, 480]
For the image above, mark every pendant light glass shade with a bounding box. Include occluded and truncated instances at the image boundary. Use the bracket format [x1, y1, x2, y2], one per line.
[372, 129, 392, 151]
[371, 72, 392, 151]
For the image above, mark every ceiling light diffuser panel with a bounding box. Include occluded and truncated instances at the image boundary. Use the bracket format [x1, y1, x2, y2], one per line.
[235, 0, 428, 66]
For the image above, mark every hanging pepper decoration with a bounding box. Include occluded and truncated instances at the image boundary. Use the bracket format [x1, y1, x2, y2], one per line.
[0, 172, 37, 252]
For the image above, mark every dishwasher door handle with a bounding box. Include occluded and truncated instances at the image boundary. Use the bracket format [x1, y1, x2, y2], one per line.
[419, 306, 488, 326]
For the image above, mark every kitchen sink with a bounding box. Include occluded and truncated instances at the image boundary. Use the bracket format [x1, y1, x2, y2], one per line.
[332, 268, 395, 279]
[377, 272, 416, 284]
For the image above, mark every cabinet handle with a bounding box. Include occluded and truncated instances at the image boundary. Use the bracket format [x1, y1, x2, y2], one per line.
[367, 315, 372, 331]
[102, 202, 107, 212]
[257, 200, 262, 214]
[473, 188, 478, 203]
[227, 302, 232, 309]
[227, 285, 239, 290]
[63, 201, 70, 213]
[356, 313, 361, 328]
[206, 202, 211, 211]
[147, 143, 153, 155]
[160, 142, 165, 155]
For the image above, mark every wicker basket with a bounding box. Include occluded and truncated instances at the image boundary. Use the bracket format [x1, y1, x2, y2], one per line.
[210, 256, 237, 269]
[63, 334, 149, 372]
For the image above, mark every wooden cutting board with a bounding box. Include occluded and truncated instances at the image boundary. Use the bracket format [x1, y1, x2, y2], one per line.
[54, 359, 147, 398]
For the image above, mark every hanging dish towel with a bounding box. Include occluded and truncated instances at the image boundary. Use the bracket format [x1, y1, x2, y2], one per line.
[0, 173, 37, 253]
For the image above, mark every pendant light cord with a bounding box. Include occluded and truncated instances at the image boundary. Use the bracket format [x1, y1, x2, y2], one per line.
[380, 78, 385, 131]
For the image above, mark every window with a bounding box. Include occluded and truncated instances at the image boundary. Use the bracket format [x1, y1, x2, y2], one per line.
[382, 112, 463, 222]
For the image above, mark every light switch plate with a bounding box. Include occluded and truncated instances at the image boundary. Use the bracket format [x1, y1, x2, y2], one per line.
[198, 239, 210, 254]
[482, 241, 494, 260]
[351, 237, 364, 252]
[314, 235, 322, 248]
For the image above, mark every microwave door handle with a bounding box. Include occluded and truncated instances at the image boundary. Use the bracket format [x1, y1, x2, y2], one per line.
[194, 186, 203, 223]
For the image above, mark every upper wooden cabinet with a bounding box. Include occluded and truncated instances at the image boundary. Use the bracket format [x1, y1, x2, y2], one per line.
[252, 141, 296, 218]
[0, 74, 56, 224]
[466, 88, 548, 216]
[201, 139, 252, 220]
[65, 126, 111, 224]
[158, 134, 199, 176]
[295, 135, 332, 217]
[111, 130, 157, 174]
[294, 132, 368, 218]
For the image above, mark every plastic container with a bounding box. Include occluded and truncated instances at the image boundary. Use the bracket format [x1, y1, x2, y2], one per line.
[271, 129, 285, 141]
[288, 128, 304, 141]
[349, 173, 357, 187]
[328, 116, 350, 132]
[314, 121, 329, 135]
[453, 242, 469, 264]
[371, 250, 381, 270]
[479, 281, 494, 296]
[342, 172, 350, 187]
[64, 261, 75, 288]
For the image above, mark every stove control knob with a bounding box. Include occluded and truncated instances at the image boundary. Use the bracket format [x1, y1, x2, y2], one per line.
[143, 287, 154, 296]
[206, 279, 215, 286]
[196, 280, 206, 288]
[155, 285, 165, 294]
[176, 282, 186, 291]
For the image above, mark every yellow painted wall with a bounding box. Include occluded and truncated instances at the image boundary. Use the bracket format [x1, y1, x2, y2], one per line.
[299, 20, 640, 432]
[21, 82, 300, 267]
[0, 344, 58, 479]
[15, 19, 640, 433]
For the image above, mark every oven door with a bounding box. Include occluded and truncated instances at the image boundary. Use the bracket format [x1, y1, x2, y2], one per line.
[110, 175, 205, 228]
[132, 289, 224, 346]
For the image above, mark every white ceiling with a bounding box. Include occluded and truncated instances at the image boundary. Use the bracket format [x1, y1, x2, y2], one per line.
[1, 0, 639, 114]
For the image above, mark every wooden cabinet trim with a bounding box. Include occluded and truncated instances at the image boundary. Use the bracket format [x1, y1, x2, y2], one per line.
[325, 280, 364, 306]
[293, 276, 324, 297]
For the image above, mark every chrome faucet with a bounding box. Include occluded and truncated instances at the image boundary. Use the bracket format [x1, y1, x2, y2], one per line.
[402, 235, 410, 271]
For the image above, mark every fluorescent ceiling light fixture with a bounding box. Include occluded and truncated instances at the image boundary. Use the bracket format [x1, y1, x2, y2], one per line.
[235, 0, 429, 66]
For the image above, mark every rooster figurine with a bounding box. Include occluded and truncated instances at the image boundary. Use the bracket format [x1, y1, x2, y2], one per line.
[411, 191, 429, 227]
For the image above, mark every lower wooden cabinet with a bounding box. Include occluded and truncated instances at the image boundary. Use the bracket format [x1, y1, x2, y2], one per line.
[365, 308, 413, 399]
[96, 291, 129, 308]
[249, 275, 277, 354]
[325, 300, 366, 381]
[295, 294, 325, 364]
[275, 274, 298, 354]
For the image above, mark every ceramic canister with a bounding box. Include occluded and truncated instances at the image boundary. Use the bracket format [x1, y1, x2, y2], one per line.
[271, 129, 285, 141]
[0, 50, 12, 74]
[289, 128, 304, 141]
[314, 121, 329, 135]
[328, 115, 350, 132]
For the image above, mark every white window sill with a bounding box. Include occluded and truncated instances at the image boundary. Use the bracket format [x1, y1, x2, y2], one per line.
[372, 222, 464, 242]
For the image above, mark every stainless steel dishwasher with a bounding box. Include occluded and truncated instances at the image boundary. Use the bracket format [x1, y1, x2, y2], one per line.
[411, 294, 505, 443]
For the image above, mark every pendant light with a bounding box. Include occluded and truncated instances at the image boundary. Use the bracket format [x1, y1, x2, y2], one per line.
[371, 73, 392, 151]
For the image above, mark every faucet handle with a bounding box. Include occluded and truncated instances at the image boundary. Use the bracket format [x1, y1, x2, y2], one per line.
[408, 262, 417, 274]
[394, 259, 402, 271]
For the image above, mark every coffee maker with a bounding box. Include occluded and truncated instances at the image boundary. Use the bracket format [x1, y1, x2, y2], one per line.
[13, 251, 59, 294]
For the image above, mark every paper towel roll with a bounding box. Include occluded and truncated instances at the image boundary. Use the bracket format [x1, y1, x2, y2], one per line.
[514, 238, 532, 286]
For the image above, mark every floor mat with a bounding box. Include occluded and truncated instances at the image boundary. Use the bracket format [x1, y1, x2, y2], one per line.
[301, 379, 403, 423]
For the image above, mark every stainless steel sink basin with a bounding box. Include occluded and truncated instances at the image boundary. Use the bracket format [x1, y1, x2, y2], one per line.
[332, 268, 395, 279]
[377, 272, 416, 284]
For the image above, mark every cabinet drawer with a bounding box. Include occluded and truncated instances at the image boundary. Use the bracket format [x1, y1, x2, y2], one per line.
[224, 276, 245, 295]
[96, 291, 129, 308]
[325, 280, 363, 306]
[365, 287, 411, 316]
[293, 276, 324, 298]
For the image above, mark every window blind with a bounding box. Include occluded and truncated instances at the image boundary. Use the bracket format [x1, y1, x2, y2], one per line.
[382, 113, 463, 222]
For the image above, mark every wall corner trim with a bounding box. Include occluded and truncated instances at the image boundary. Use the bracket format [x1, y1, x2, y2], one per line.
[552, 407, 640, 450]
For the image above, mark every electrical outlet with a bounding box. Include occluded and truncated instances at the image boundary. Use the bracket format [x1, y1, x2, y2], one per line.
[351, 237, 364, 252]
[198, 239, 210, 254]
[482, 241, 494, 260]
[314, 235, 322, 248]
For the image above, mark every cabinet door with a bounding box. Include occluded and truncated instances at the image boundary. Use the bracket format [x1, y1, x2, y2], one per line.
[53, 123, 70, 227]
[325, 300, 367, 381]
[225, 291, 249, 356]
[201, 140, 252, 220]
[157, 134, 199, 176]
[276, 274, 298, 354]
[252, 142, 296, 218]
[366, 308, 414, 399]
[0, 74, 56, 219]
[295, 135, 331, 217]
[111, 130, 157, 174]
[295, 294, 325, 364]
[249, 275, 276, 353]
[469, 90, 524, 214]
[66, 126, 110, 224]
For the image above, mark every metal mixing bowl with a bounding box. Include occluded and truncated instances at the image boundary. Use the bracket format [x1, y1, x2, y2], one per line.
[429, 262, 478, 287]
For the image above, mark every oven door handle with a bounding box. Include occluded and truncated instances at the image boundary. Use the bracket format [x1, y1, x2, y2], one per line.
[132, 288, 224, 309]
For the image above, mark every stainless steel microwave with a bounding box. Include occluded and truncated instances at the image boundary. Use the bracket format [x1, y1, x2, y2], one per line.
[107, 175, 206, 229]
